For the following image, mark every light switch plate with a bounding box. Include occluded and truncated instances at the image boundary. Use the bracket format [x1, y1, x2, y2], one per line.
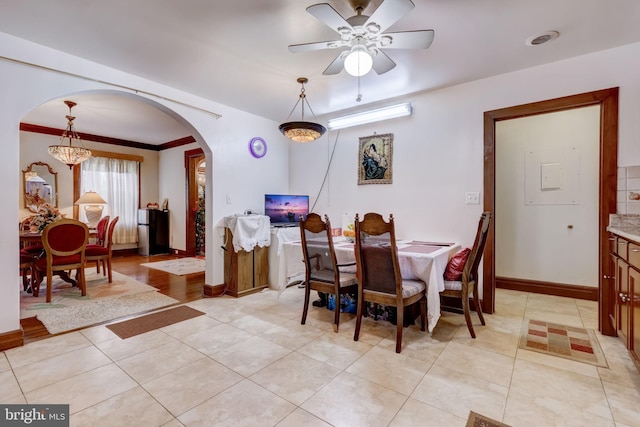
[466, 192, 480, 205]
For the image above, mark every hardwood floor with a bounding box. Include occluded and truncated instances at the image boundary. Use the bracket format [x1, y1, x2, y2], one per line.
[20, 253, 206, 344]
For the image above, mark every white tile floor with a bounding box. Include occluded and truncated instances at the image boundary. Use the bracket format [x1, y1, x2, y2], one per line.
[3, 287, 640, 427]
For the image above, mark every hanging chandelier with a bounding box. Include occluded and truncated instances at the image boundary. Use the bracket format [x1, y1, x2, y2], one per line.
[48, 100, 92, 169]
[279, 77, 326, 143]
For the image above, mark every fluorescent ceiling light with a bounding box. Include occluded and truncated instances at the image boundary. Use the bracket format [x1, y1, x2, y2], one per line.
[327, 103, 413, 130]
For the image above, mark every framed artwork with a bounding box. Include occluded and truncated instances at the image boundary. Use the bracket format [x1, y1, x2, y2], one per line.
[358, 133, 393, 185]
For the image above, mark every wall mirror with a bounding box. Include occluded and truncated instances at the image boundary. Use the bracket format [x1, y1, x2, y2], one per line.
[23, 161, 58, 212]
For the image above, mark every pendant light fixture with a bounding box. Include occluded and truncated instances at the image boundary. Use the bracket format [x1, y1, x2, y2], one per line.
[48, 100, 92, 169]
[279, 77, 326, 143]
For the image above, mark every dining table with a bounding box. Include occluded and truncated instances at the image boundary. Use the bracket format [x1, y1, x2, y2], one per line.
[278, 236, 461, 333]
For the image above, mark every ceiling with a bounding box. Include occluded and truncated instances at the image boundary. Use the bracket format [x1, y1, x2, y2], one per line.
[3, 0, 640, 145]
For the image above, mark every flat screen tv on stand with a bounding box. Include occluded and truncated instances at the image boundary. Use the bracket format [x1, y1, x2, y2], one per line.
[265, 194, 309, 227]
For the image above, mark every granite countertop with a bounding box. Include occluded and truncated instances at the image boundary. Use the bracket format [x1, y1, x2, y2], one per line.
[608, 214, 640, 242]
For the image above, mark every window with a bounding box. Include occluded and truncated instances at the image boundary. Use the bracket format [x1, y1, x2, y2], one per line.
[80, 155, 140, 244]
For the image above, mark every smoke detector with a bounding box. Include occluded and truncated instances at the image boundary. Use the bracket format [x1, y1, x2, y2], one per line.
[525, 31, 559, 46]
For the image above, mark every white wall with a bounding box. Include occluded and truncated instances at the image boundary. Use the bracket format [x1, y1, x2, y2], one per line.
[292, 42, 640, 292]
[495, 106, 600, 287]
[0, 32, 288, 337]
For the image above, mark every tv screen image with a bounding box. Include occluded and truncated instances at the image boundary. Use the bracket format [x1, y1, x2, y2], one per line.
[265, 194, 309, 225]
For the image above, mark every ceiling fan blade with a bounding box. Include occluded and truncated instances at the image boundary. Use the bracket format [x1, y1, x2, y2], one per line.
[289, 40, 341, 53]
[322, 53, 347, 75]
[306, 3, 354, 33]
[372, 50, 396, 75]
[366, 0, 415, 34]
[381, 30, 434, 50]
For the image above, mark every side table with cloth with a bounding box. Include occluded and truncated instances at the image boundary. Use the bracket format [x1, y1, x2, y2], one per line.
[222, 214, 271, 297]
[279, 236, 460, 332]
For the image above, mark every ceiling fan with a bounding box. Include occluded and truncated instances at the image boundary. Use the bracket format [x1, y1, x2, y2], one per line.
[288, 0, 434, 76]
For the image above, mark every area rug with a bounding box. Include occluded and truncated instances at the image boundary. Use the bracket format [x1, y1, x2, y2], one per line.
[20, 269, 179, 334]
[519, 319, 608, 368]
[140, 257, 205, 275]
[466, 411, 511, 427]
[106, 306, 205, 339]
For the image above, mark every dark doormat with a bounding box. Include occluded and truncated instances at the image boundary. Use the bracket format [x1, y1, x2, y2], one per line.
[466, 411, 511, 427]
[106, 305, 205, 339]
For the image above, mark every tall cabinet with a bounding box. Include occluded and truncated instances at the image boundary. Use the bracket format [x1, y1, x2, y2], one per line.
[609, 230, 640, 371]
[223, 228, 268, 297]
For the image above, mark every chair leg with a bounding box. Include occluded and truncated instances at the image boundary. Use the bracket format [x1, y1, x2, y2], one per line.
[106, 258, 113, 283]
[32, 269, 41, 297]
[395, 304, 404, 353]
[473, 287, 486, 326]
[46, 270, 53, 303]
[78, 267, 86, 297]
[354, 292, 364, 342]
[419, 296, 427, 332]
[333, 292, 340, 333]
[21, 267, 31, 292]
[95, 260, 100, 273]
[462, 296, 476, 339]
[301, 282, 311, 325]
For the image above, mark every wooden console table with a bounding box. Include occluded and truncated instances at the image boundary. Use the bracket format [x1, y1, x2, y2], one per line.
[223, 227, 268, 297]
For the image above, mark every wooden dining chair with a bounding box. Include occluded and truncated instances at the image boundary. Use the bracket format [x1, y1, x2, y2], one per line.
[353, 213, 426, 353]
[32, 219, 90, 303]
[300, 213, 357, 332]
[94, 215, 110, 247]
[86, 216, 119, 283]
[440, 212, 492, 338]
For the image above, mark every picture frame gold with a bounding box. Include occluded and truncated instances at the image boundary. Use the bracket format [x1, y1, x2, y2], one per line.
[358, 133, 393, 185]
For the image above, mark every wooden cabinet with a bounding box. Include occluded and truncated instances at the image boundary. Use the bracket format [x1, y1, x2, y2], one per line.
[611, 233, 640, 369]
[223, 228, 268, 297]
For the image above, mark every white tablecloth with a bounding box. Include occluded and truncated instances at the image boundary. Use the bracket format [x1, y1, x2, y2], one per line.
[279, 237, 460, 333]
[223, 214, 271, 252]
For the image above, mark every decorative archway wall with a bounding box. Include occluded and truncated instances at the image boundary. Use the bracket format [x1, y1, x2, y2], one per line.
[0, 41, 289, 348]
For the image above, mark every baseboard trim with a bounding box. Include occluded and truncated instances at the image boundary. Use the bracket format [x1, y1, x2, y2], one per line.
[172, 248, 189, 257]
[496, 276, 598, 301]
[203, 283, 226, 297]
[113, 248, 138, 257]
[0, 328, 24, 351]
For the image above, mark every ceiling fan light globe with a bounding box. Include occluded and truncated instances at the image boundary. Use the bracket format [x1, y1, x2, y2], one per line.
[344, 48, 373, 76]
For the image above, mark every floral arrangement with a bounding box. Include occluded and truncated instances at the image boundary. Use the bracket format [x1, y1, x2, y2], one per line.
[30, 203, 64, 232]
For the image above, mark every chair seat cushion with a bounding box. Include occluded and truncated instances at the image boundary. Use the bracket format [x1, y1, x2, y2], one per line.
[20, 246, 44, 258]
[310, 269, 357, 287]
[401, 279, 426, 298]
[35, 254, 82, 269]
[443, 280, 463, 291]
[20, 254, 34, 265]
[85, 244, 108, 257]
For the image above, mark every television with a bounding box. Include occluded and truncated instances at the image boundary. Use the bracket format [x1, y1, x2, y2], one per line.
[264, 194, 309, 226]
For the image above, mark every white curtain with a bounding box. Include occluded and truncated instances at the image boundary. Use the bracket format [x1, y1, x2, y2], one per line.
[81, 157, 139, 244]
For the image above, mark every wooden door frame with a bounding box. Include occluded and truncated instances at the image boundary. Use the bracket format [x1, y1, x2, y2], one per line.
[483, 87, 618, 336]
[185, 148, 205, 257]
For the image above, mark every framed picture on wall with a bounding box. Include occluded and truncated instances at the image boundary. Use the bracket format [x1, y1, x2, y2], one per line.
[358, 133, 393, 185]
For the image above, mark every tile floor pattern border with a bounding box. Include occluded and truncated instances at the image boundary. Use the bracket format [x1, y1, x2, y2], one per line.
[518, 318, 608, 368]
[2, 288, 639, 426]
